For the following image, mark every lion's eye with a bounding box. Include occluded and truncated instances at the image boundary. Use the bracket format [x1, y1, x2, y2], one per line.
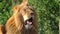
[30, 13, 34, 15]
[31, 13, 33, 15]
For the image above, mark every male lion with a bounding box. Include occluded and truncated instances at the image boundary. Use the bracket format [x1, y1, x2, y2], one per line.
[6, 0, 38, 34]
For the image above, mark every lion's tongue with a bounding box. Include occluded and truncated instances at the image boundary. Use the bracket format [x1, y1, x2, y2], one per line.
[27, 21, 32, 25]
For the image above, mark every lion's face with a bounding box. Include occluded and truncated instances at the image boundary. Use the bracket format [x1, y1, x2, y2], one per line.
[20, 6, 35, 29]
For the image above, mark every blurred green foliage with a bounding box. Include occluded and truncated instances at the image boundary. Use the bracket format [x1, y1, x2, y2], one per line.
[0, 0, 59, 34]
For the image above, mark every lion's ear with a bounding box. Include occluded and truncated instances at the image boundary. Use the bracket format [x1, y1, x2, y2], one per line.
[22, 0, 28, 4]
[19, 0, 28, 8]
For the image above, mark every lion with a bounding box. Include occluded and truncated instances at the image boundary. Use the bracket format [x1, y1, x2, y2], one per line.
[6, 0, 38, 34]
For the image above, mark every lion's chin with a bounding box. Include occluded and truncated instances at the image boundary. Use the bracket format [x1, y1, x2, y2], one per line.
[25, 24, 33, 29]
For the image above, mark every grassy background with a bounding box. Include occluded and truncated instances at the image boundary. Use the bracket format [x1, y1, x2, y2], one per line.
[0, 0, 59, 34]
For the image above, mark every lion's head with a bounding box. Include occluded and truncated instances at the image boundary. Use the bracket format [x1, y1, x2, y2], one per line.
[19, 5, 36, 29]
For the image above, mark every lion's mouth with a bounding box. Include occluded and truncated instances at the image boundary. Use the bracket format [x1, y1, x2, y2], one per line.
[25, 17, 33, 29]
[25, 17, 33, 25]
